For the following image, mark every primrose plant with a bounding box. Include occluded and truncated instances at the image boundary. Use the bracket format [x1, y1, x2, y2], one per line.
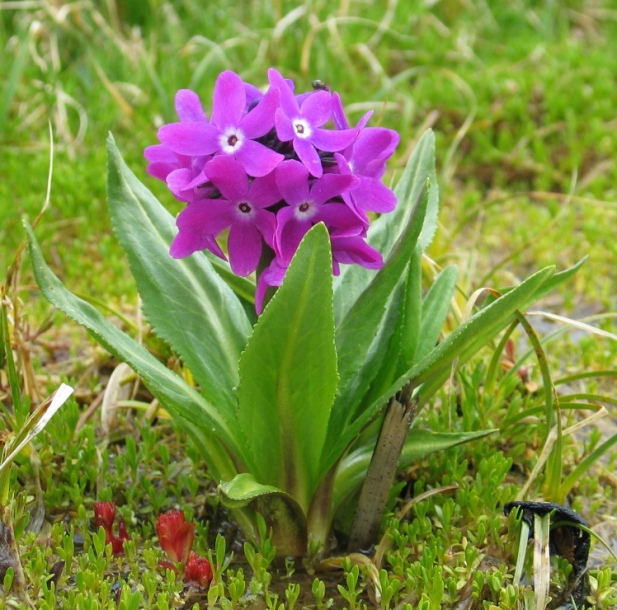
[26, 69, 582, 557]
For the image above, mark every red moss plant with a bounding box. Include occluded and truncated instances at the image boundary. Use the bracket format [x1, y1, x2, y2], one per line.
[156, 510, 212, 588]
[93, 501, 130, 556]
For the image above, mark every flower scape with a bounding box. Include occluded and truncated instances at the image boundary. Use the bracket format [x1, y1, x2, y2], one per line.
[145, 68, 400, 311]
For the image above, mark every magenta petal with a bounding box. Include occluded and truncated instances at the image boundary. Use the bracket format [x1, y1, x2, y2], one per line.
[205, 156, 248, 202]
[311, 127, 357, 153]
[175, 90, 207, 122]
[352, 177, 397, 213]
[356, 110, 374, 130]
[240, 86, 279, 138]
[144, 144, 180, 163]
[334, 152, 352, 176]
[352, 128, 400, 175]
[228, 224, 262, 276]
[255, 274, 269, 315]
[211, 71, 246, 128]
[170, 230, 206, 258]
[248, 171, 281, 207]
[170, 230, 224, 259]
[293, 137, 323, 178]
[309, 174, 357, 205]
[255, 259, 287, 314]
[244, 82, 263, 107]
[158, 122, 219, 156]
[275, 160, 309, 205]
[268, 68, 298, 116]
[274, 108, 295, 142]
[147, 162, 177, 181]
[317, 203, 365, 235]
[254, 209, 277, 248]
[331, 235, 383, 269]
[183, 168, 209, 190]
[176, 201, 232, 236]
[275, 207, 310, 263]
[166, 168, 193, 197]
[331, 93, 349, 130]
[235, 140, 284, 177]
[300, 90, 332, 127]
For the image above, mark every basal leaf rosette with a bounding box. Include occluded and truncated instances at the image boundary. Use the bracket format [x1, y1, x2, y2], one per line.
[145, 68, 400, 312]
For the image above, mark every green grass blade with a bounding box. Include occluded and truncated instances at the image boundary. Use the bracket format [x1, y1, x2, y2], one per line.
[0, 297, 20, 428]
[107, 134, 252, 421]
[415, 264, 459, 364]
[0, 30, 30, 132]
[410, 266, 556, 401]
[559, 432, 617, 501]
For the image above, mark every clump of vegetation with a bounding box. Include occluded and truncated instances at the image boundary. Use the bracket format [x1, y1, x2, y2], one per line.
[1, 1, 616, 608]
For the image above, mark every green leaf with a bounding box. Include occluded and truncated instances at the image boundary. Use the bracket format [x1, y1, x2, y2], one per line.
[334, 185, 429, 403]
[415, 264, 459, 363]
[323, 185, 429, 468]
[107, 135, 251, 421]
[408, 266, 554, 390]
[220, 473, 308, 557]
[332, 428, 495, 512]
[236, 224, 338, 512]
[333, 129, 437, 325]
[323, 265, 556, 475]
[205, 252, 256, 303]
[25, 219, 242, 480]
[396, 244, 423, 375]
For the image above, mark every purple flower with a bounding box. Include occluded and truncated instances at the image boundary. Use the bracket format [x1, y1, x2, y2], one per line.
[274, 159, 359, 265]
[146, 69, 400, 315]
[169, 215, 226, 260]
[158, 71, 283, 177]
[256, 228, 383, 312]
[332, 94, 399, 217]
[268, 69, 357, 178]
[171, 156, 279, 276]
[145, 90, 211, 201]
[330, 234, 383, 275]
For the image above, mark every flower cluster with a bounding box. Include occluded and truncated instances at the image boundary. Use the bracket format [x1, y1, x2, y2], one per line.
[146, 68, 399, 312]
[156, 510, 213, 589]
[93, 501, 130, 556]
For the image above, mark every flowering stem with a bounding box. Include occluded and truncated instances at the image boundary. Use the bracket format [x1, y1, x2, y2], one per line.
[347, 383, 417, 551]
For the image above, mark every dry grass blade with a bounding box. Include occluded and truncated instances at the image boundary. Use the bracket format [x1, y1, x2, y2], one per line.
[0, 383, 74, 474]
[527, 311, 617, 343]
[101, 362, 137, 436]
[533, 512, 551, 610]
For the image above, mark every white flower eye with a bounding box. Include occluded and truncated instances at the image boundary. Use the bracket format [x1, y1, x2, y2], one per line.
[220, 128, 245, 154]
[293, 119, 312, 139]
